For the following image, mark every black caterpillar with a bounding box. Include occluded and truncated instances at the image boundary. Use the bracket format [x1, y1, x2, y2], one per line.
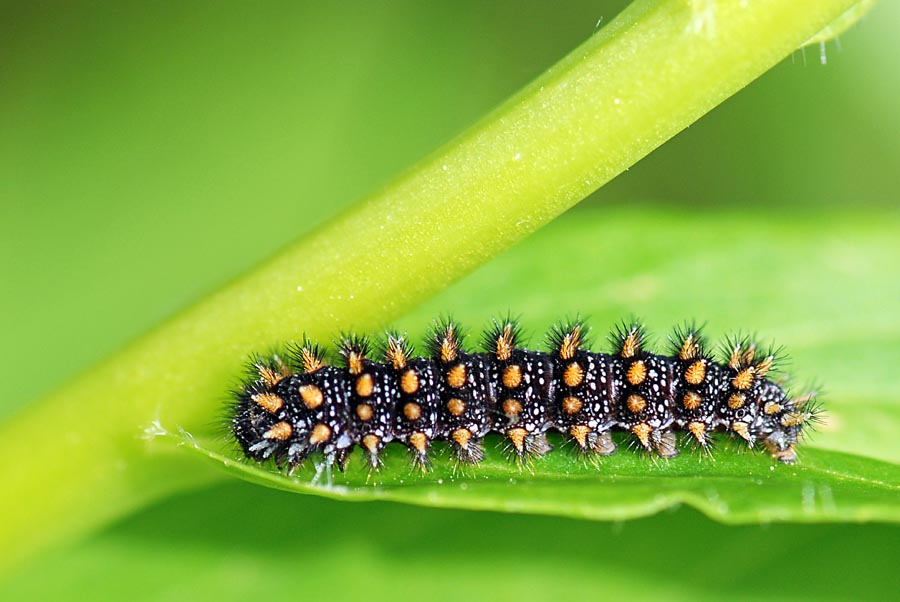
[231, 318, 819, 472]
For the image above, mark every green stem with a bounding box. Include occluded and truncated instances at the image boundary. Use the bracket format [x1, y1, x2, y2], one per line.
[0, 0, 866, 576]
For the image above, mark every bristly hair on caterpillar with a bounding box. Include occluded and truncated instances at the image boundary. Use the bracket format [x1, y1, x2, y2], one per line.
[229, 316, 821, 474]
[337, 333, 370, 376]
[610, 319, 648, 360]
[380, 331, 415, 370]
[546, 315, 592, 360]
[481, 313, 525, 361]
[425, 315, 466, 364]
[286, 335, 326, 374]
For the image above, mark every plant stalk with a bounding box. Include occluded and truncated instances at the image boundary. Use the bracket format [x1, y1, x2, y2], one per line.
[0, 0, 866, 577]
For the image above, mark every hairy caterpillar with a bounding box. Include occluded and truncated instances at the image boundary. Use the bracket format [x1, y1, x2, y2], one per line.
[231, 318, 819, 472]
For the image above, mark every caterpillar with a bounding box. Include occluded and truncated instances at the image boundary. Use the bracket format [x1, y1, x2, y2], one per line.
[230, 317, 820, 473]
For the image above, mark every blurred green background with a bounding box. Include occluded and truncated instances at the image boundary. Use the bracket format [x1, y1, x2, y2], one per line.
[1, 1, 898, 599]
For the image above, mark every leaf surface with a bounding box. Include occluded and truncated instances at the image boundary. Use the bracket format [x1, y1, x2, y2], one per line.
[183, 206, 900, 524]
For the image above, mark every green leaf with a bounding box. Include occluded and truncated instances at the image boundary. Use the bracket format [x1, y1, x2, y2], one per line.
[179, 431, 899, 524]
[0, 0, 885, 578]
[171, 206, 899, 525]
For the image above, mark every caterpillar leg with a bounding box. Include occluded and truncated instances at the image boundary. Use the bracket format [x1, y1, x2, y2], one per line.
[651, 429, 679, 459]
[505, 428, 552, 462]
[526, 431, 552, 457]
[568, 425, 617, 456]
[286, 442, 311, 474]
[333, 447, 352, 472]
[632, 423, 680, 458]
[762, 430, 798, 463]
[765, 440, 797, 463]
[593, 430, 617, 455]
